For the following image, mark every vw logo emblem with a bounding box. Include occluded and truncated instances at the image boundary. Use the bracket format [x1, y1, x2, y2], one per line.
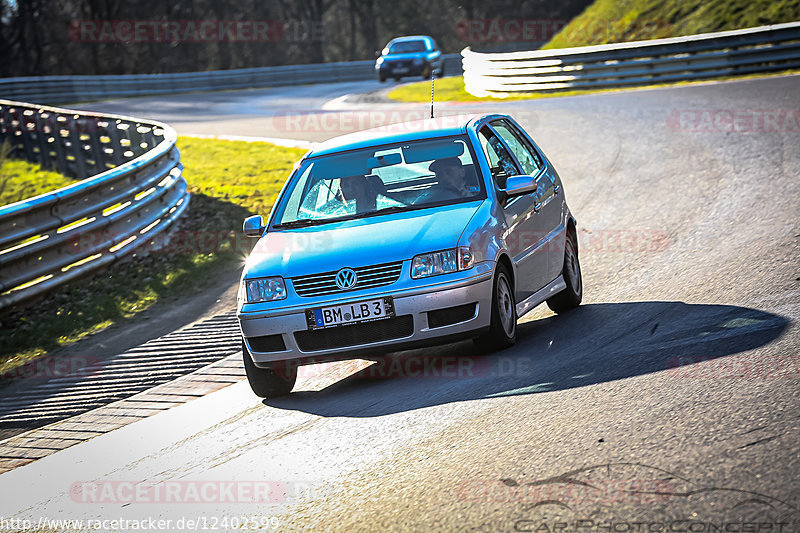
[335, 268, 358, 290]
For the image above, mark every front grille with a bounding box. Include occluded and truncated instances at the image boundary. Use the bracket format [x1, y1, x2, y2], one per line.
[294, 315, 414, 352]
[292, 261, 403, 298]
[427, 303, 478, 329]
[247, 334, 286, 353]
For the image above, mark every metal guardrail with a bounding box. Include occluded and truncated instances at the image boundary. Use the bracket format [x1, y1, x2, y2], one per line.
[0, 55, 464, 105]
[462, 22, 800, 97]
[0, 99, 189, 310]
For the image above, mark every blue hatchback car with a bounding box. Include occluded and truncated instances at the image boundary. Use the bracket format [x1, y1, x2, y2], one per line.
[375, 35, 444, 82]
[238, 114, 582, 397]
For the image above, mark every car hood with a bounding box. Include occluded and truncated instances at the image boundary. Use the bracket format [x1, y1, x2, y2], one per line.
[244, 201, 482, 279]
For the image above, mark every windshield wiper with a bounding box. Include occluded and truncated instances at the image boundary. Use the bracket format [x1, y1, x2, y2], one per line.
[272, 213, 362, 229]
[372, 205, 409, 215]
[272, 218, 327, 229]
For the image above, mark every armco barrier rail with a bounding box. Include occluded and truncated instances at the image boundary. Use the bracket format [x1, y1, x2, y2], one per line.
[462, 22, 800, 97]
[0, 55, 463, 105]
[0, 99, 189, 310]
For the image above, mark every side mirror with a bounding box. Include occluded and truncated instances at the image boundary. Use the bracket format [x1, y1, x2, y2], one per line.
[243, 215, 265, 237]
[504, 175, 538, 198]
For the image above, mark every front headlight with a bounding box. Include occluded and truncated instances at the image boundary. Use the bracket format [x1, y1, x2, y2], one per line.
[244, 277, 287, 303]
[376, 56, 384, 65]
[411, 247, 473, 279]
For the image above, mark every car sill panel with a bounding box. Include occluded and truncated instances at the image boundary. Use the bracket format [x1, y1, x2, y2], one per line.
[515, 275, 566, 318]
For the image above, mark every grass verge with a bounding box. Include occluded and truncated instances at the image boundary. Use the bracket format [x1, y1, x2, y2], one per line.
[0, 142, 73, 206]
[543, 0, 800, 49]
[0, 136, 305, 379]
[388, 76, 606, 103]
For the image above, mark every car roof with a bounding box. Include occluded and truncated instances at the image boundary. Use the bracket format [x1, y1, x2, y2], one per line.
[388, 35, 432, 44]
[306, 114, 495, 158]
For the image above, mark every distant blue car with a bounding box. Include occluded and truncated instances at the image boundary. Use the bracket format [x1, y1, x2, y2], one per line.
[375, 35, 444, 82]
[238, 114, 582, 397]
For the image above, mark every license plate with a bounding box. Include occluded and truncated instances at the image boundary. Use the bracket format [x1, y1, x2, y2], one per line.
[305, 297, 394, 330]
[393, 67, 408, 73]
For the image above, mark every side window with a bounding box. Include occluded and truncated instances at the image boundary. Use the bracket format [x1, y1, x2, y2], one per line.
[478, 126, 519, 189]
[490, 120, 543, 176]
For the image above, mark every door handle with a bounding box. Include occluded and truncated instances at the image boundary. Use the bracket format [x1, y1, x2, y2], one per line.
[554, 185, 561, 196]
[533, 201, 542, 213]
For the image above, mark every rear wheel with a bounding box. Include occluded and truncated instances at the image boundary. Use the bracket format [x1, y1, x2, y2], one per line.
[474, 264, 517, 350]
[546, 228, 583, 313]
[242, 341, 297, 398]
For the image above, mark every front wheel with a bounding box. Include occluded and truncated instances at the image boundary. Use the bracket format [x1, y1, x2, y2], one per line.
[437, 64, 445, 78]
[421, 64, 431, 79]
[474, 264, 517, 351]
[242, 341, 297, 398]
[546, 228, 583, 313]
[378, 73, 386, 82]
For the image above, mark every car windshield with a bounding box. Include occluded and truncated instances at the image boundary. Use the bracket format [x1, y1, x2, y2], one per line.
[271, 136, 484, 228]
[388, 40, 426, 54]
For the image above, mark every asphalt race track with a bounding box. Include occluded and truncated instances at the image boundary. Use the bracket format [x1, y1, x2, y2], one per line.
[0, 75, 798, 532]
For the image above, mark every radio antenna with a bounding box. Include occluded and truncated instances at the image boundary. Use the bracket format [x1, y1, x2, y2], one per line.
[430, 70, 435, 119]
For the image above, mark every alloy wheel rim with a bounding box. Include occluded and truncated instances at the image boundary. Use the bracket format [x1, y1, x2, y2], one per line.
[497, 274, 515, 337]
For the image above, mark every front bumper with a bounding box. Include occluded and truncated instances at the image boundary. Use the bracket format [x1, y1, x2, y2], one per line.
[238, 265, 494, 367]
[376, 61, 429, 77]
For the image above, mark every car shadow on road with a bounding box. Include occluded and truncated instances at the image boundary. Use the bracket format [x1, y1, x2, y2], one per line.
[263, 300, 791, 417]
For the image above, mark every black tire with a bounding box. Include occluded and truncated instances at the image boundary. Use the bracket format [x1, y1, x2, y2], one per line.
[437, 64, 445, 78]
[242, 341, 297, 398]
[474, 264, 517, 351]
[378, 73, 386, 83]
[421, 64, 431, 79]
[546, 228, 583, 313]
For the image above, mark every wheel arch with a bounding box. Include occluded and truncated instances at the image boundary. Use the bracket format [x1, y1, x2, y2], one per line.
[495, 252, 515, 289]
[566, 215, 578, 256]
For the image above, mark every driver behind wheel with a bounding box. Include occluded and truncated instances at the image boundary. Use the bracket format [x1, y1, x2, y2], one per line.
[339, 174, 377, 214]
[428, 157, 471, 198]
